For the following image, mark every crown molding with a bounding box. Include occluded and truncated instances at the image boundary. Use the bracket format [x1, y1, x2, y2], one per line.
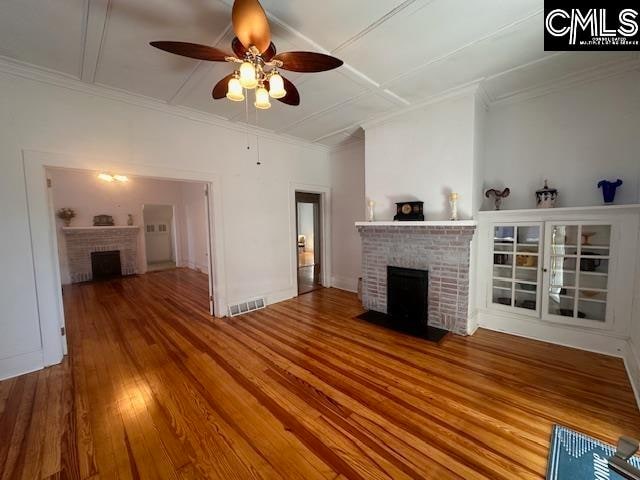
[0, 55, 330, 153]
[488, 54, 640, 108]
[360, 81, 483, 131]
[328, 137, 365, 154]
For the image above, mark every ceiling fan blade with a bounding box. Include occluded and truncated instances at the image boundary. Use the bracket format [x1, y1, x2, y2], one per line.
[271, 76, 300, 106]
[232, 0, 272, 54]
[272, 51, 343, 73]
[212, 73, 234, 99]
[150, 41, 231, 61]
[232, 37, 276, 61]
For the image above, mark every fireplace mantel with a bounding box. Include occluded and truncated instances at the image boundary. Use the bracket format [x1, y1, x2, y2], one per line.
[62, 226, 140, 232]
[355, 220, 477, 227]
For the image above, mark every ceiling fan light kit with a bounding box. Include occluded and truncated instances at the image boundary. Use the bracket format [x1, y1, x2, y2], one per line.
[150, 0, 343, 112]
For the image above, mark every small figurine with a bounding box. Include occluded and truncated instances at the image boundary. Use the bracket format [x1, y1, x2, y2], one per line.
[598, 179, 622, 204]
[449, 192, 459, 220]
[485, 188, 510, 210]
[127, 213, 134, 226]
[366, 200, 375, 222]
[535, 180, 557, 208]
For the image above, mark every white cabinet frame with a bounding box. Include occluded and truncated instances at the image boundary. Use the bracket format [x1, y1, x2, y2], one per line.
[488, 222, 544, 318]
[541, 220, 616, 330]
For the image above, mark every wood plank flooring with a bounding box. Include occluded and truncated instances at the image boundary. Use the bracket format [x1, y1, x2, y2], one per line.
[1, 268, 639, 479]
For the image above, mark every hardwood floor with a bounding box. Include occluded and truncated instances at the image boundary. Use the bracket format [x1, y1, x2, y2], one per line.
[1, 268, 639, 479]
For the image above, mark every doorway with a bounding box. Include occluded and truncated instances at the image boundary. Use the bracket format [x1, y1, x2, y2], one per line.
[296, 192, 322, 294]
[143, 204, 177, 272]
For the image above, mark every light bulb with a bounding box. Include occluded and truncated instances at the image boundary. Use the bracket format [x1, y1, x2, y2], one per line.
[226, 76, 244, 102]
[268, 72, 286, 99]
[98, 173, 114, 182]
[113, 175, 129, 182]
[239, 61, 257, 89]
[254, 85, 271, 109]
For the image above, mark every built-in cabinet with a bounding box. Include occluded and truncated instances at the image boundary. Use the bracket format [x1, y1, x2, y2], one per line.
[478, 206, 640, 354]
[490, 220, 615, 329]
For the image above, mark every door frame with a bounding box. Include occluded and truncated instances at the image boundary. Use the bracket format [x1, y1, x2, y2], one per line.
[23, 149, 228, 368]
[289, 182, 331, 294]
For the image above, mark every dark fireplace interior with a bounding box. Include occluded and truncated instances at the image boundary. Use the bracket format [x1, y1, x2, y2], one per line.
[356, 265, 448, 342]
[387, 266, 428, 326]
[91, 250, 122, 281]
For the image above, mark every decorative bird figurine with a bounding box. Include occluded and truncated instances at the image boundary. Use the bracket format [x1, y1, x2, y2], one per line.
[485, 188, 511, 210]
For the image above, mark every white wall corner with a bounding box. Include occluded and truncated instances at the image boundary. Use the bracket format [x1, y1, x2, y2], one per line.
[332, 275, 359, 293]
[624, 338, 640, 411]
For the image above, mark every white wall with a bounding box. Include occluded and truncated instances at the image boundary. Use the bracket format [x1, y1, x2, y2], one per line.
[330, 140, 365, 292]
[364, 90, 480, 221]
[484, 71, 640, 210]
[627, 222, 640, 406]
[177, 182, 208, 272]
[0, 66, 336, 379]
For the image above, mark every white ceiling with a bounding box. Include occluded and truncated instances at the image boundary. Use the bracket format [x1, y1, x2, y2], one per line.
[0, 0, 637, 147]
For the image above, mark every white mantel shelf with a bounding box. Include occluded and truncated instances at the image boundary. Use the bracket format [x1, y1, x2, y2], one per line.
[62, 226, 140, 231]
[355, 220, 477, 227]
[477, 204, 640, 217]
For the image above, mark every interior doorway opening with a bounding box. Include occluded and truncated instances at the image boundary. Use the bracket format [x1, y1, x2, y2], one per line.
[296, 192, 322, 295]
[45, 166, 217, 325]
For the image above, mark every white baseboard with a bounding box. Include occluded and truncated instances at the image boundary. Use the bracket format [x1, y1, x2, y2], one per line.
[0, 349, 44, 381]
[624, 339, 640, 410]
[478, 309, 627, 358]
[331, 275, 359, 293]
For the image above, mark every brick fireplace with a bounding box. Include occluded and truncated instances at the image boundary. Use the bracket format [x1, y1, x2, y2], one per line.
[356, 222, 476, 335]
[62, 226, 140, 283]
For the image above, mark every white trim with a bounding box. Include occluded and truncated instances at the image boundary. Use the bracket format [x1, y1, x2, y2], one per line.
[23, 149, 228, 371]
[488, 54, 640, 108]
[478, 309, 627, 357]
[361, 83, 482, 131]
[355, 220, 477, 227]
[0, 350, 44, 382]
[478, 204, 640, 218]
[624, 338, 640, 410]
[0, 55, 329, 154]
[290, 183, 332, 293]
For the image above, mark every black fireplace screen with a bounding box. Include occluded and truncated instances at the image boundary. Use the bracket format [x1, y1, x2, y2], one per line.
[387, 266, 429, 326]
[91, 250, 122, 280]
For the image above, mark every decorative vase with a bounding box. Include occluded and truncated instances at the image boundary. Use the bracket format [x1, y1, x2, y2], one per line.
[366, 200, 375, 222]
[535, 180, 557, 208]
[64, 218, 71, 227]
[449, 192, 459, 221]
[597, 179, 622, 204]
[127, 214, 134, 226]
[485, 188, 510, 210]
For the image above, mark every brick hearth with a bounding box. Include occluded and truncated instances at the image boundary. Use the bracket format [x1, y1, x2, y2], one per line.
[62, 226, 140, 283]
[356, 223, 476, 335]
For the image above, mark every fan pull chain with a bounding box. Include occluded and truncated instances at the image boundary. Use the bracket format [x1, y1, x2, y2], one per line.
[255, 102, 261, 165]
[245, 89, 250, 151]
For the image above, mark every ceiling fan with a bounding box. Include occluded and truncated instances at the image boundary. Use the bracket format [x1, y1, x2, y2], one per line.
[150, 0, 343, 110]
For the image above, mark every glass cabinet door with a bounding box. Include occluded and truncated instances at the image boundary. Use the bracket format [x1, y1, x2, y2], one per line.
[491, 224, 542, 314]
[544, 223, 611, 326]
